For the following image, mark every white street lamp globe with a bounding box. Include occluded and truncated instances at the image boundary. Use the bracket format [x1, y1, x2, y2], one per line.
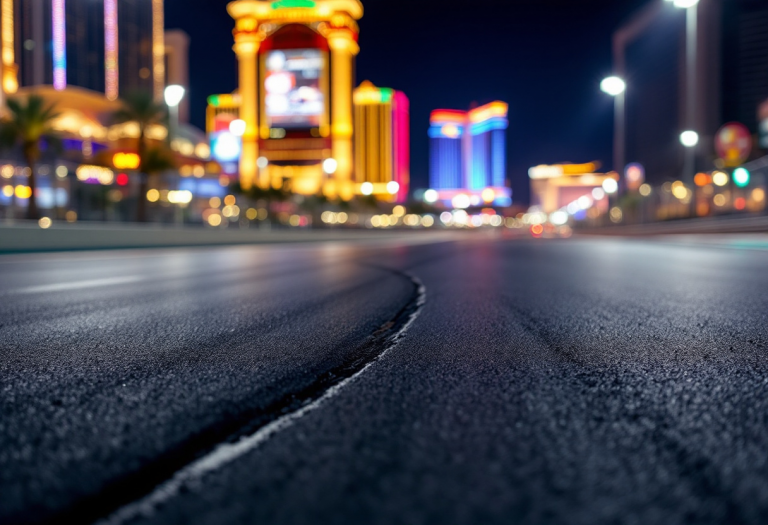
[229, 119, 246, 137]
[164, 85, 186, 107]
[360, 182, 374, 196]
[680, 130, 699, 147]
[600, 76, 626, 97]
[387, 181, 400, 195]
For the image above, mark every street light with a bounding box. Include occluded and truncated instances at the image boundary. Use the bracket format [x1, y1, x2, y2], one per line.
[667, 0, 699, 7]
[601, 76, 626, 174]
[164, 84, 186, 145]
[680, 130, 699, 147]
[600, 76, 626, 96]
[666, 0, 699, 190]
[164, 84, 185, 107]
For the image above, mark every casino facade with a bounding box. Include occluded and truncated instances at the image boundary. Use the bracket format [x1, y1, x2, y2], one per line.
[224, 0, 365, 200]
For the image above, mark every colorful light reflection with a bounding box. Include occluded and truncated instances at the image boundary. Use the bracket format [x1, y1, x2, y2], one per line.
[52, 0, 66, 90]
[104, 0, 118, 100]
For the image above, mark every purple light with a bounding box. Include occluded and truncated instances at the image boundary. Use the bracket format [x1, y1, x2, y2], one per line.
[104, 0, 118, 100]
[52, 0, 66, 90]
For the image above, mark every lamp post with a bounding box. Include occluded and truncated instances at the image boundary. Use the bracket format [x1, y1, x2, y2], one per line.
[164, 85, 185, 225]
[601, 76, 627, 175]
[164, 84, 186, 145]
[667, 0, 700, 189]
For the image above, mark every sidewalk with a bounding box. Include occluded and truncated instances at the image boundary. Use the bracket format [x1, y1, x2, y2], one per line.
[0, 221, 455, 253]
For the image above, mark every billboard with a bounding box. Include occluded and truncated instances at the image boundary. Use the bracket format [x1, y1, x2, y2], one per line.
[264, 49, 324, 129]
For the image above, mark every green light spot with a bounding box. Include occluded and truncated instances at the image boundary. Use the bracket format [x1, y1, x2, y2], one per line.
[379, 88, 394, 103]
[272, 0, 315, 9]
[733, 167, 751, 188]
[208, 95, 220, 107]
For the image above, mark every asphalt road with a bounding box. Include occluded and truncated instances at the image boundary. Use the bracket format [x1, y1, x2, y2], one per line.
[3, 234, 768, 525]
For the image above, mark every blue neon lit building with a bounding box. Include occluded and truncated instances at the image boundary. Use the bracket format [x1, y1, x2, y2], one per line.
[428, 101, 510, 206]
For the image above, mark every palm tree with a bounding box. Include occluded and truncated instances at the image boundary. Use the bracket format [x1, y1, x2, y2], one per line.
[113, 92, 166, 222]
[0, 95, 59, 220]
[142, 146, 176, 177]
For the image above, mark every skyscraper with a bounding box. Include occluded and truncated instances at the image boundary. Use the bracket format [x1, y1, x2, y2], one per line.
[721, 0, 768, 134]
[2, 0, 164, 100]
[429, 101, 511, 207]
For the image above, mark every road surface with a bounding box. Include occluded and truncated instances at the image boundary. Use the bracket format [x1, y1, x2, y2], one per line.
[3, 234, 768, 524]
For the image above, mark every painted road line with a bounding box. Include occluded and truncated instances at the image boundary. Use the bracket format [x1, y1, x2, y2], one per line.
[12, 276, 143, 294]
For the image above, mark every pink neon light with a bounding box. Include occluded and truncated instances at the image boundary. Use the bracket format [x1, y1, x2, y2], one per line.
[105, 0, 118, 100]
[393, 91, 410, 203]
[52, 0, 66, 90]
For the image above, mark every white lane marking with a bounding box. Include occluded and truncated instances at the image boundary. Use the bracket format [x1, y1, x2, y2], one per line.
[12, 276, 143, 294]
[99, 275, 426, 525]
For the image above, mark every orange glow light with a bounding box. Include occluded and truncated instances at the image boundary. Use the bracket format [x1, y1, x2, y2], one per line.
[468, 101, 508, 124]
[430, 109, 467, 125]
[694, 173, 711, 187]
[734, 197, 746, 210]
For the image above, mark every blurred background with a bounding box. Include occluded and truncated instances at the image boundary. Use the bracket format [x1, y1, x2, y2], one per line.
[0, 0, 765, 239]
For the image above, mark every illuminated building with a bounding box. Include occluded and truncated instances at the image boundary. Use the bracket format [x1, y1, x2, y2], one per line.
[528, 162, 613, 215]
[207, 94, 243, 174]
[428, 101, 511, 207]
[227, 0, 363, 198]
[0, 0, 17, 98]
[353, 80, 409, 202]
[5, 0, 163, 100]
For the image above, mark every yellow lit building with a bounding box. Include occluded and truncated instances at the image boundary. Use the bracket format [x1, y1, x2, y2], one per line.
[226, 0, 363, 199]
[528, 162, 614, 214]
[353, 80, 409, 202]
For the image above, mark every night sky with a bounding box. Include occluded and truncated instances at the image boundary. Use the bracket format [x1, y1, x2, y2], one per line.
[166, 0, 649, 204]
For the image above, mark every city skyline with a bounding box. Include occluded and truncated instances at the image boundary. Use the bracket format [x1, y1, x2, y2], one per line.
[166, 0, 650, 203]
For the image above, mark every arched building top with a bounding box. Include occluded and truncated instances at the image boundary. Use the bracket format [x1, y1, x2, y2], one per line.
[227, 0, 363, 23]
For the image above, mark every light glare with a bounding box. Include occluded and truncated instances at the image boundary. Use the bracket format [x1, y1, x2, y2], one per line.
[323, 158, 338, 174]
[680, 130, 699, 147]
[164, 84, 186, 107]
[602, 178, 619, 194]
[600, 76, 626, 96]
[424, 189, 439, 203]
[229, 119, 246, 137]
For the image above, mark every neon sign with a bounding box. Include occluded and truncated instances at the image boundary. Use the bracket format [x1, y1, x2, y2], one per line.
[52, 0, 66, 90]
